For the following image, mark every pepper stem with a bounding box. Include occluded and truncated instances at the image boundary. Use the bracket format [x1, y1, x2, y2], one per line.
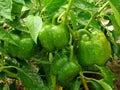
[49, 53, 57, 90]
[75, 29, 92, 41]
[49, 52, 53, 63]
[63, 0, 73, 23]
[84, 1, 109, 30]
[67, 22, 75, 38]
[3, 69, 18, 79]
[79, 72, 89, 90]
[69, 45, 74, 61]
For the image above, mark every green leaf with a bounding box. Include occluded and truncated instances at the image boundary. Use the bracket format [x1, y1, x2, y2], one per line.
[24, 0, 33, 9]
[18, 66, 46, 90]
[109, 15, 120, 59]
[109, 15, 120, 41]
[0, 0, 12, 20]
[108, 0, 120, 27]
[78, 12, 100, 30]
[73, 0, 99, 13]
[0, 28, 18, 46]
[11, 2, 23, 16]
[41, 0, 50, 6]
[89, 80, 104, 90]
[71, 78, 81, 90]
[42, 0, 67, 15]
[8, 18, 28, 32]
[13, 0, 25, 5]
[0, 17, 5, 25]
[26, 15, 42, 43]
[69, 10, 77, 31]
[96, 66, 116, 88]
[94, 80, 113, 90]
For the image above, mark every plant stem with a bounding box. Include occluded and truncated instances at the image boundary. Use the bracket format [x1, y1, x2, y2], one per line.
[83, 71, 101, 76]
[63, 0, 73, 23]
[0, 66, 18, 79]
[67, 23, 75, 38]
[79, 72, 89, 90]
[49, 53, 53, 63]
[40, 0, 53, 15]
[3, 69, 18, 79]
[69, 45, 73, 61]
[84, 14, 96, 30]
[95, 0, 102, 5]
[63, 0, 75, 41]
[51, 75, 56, 90]
[84, 1, 109, 30]
[98, 1, 109, 14]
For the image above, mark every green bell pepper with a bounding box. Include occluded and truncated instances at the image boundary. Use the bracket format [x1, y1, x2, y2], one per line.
[4, 33, 37, 60]
[76, 29, 111, 66]
[38, 15, 69, 52]
[51, 51, 80, 85]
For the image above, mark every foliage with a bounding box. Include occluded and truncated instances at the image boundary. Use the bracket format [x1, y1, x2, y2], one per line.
[0, 0, 119, 90]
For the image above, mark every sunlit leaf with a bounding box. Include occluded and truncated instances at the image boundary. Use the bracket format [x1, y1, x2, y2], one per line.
[42, 0, 67, 15]
[0, 0, 12, 20]
[25, 15, 42, 43]
[73, 0, 99, 13]
[94, 80, 113, 90]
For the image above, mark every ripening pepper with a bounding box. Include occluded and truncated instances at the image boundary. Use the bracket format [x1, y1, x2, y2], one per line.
[76, 29, 111, 66]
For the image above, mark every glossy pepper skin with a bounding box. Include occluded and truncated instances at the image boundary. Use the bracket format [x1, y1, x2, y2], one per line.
[76, 30, 111, 66]
[38, 23, 69, 52]
[51, 51, 80, 85]
[4, 33, 37, 60]
[18, 38, 37, 59]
